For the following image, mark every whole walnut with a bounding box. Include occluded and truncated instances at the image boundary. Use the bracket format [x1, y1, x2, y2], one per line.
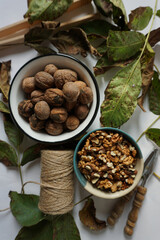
[62, 82, 80, 102]
[66, 115, 80, 131]
[79, 87, 93, 104]
[34, 101, 50, 120]
[54, 69, 77, 89]
[75, 104, 89, 120]
[29, 114, 45, 131]
[18, 100, 34, 118]
[31, 90, 44, 104]
[50, 107, 68, 123]
[44, 88, 64, 106]
[44, 64, 58, 76]
[74, 80, 87, 90]
[22, 77, 36, 93]
[35, 71, 54, 89]
[45, 120, 63, 135]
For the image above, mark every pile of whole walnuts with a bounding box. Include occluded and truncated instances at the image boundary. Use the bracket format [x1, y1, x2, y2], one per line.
[18, 64, 93, 135]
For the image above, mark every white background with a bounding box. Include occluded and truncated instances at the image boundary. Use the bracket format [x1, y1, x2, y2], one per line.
[0, 0, 160, 240]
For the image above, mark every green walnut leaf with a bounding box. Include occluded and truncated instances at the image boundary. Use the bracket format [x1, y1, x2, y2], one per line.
[79, 198, 106, 231]
[128, 7, 153, 31]
[0, 101, 10, 114]
[15, 220, 53, 240]
[0, 140, 18, 166]
[53, 213, 81, 240]
[100, 60, 142, 127]
[145, 128, 160, 147]
[9, 191, 45, 227]
[149, 71, 160, 115]
[107, 30, 145, 62]
[21, 143, 44, 166]
[156, 9, 160, 17]
[3, 114, 24, 148]
[24, 0, 73, 23]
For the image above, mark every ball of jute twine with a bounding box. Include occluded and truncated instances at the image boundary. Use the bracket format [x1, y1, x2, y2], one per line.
[38, 149, 74, 215]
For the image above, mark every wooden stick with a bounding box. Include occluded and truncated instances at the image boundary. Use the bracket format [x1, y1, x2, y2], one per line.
[0, 0, 91, 39]
[0, 13, 100, 49]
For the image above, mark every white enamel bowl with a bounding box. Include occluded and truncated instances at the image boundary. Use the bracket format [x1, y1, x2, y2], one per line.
[9, 54, 100, 144]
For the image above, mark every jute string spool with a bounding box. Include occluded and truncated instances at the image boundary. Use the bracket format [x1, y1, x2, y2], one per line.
[38, 150, 74, 215]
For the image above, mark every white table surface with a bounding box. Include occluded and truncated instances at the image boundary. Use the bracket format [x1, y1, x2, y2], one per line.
[0, 1, 160, 240]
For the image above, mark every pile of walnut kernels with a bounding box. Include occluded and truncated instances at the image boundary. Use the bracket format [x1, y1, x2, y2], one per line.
[78, 130, 138, 193]
[18, 64, 93, 135]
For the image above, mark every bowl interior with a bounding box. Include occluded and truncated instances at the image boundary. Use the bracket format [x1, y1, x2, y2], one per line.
[9, 54, 99, 143]
[74, 127, 144, 199]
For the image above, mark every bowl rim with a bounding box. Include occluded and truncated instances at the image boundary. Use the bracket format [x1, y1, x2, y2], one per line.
[8, 53, 100, 144]
[73, 127, 144, 199]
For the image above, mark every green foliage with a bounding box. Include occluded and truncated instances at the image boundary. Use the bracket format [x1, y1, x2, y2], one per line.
[101, 61, 142, 127]
[128, 7, 153, 30]
[9, 191, 45, 227]
[15, 220, 53, 240]
[3, 114, 24, 148]
[21, 143, 44, 166]
[24, 0, 73, 23]
[53, 213, 81, 240]
[145, 128, 160, 147]
[149, 71, 160, 115]
[0, 140, 18, 166]
[107, 31, 145, 61]
[156, 9, 160, 17]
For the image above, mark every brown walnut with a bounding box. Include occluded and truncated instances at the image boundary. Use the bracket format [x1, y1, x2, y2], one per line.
[62, 82, 80, 102]
[18, 100, 34, 118]
[54, 69, 77, 89]
[75, 104, 89, 120]
[34, 101, 50, 120]
[44, 64, 58, 76]
[31, 90, 44, 104]
[66, 115, 80, 131]
[29, 114, 45, 131]
[22, 77, 36, 94]
[44, 88, 64, 106]
[74, 80, 87, 90]
[50, 107, 68, 123]
[35, 71, 54, 89]
[79, 86, 93, 104]
[45, 120, 63, 135]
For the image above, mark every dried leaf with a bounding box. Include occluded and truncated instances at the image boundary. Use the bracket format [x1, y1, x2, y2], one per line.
[128, 7, 153, 31]
[79, 198, 106, 231]
[148, 27, 160, 47]
[94, 53, 134, 76]
[145, 128, 160, 147]
[156, 10, 160, 17]
[41, 21, 60, 29]
[0, 140, 18, 166]
[100, 60, 142, 127]
[53, 213, 81, 240]
[9, 191, 45, 227]
[25, 27, 54, 44]
[21, 143, 45, 166]
[51, 28, 100, 57]
[107, 31, 145, 61]
[26, 43, 56, 55]
[15, 220, 53, 240]
[0, 101, 10, 114]
[149, 71, 160, 115]
[0, 60, 11, 101]
[24, 0, 73, 23]
[138, 46, 155, 111]
[3, 114, 24, 148]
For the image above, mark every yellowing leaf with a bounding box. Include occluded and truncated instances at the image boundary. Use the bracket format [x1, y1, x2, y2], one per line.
[0, 101, 10, 114]
[0, 61, 11, 101]
[101, 60, 142, 127]
[79, 198, 106, 231]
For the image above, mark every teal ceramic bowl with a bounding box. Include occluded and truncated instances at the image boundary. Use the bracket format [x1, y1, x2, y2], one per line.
[73, 127, 144, 199]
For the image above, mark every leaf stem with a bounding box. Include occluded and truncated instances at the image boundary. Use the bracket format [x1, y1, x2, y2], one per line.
[17, 146, 25, 194]
[136, 115, 160, 142]
[0, 207, 10, 212]
[74, 194, 92, 207]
